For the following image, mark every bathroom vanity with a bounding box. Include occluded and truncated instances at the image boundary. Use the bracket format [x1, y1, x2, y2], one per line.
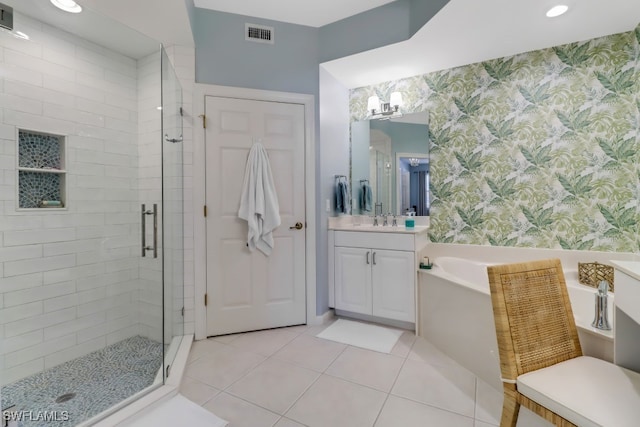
[610, 261, 640, 373]
[328, 222, 429, 329]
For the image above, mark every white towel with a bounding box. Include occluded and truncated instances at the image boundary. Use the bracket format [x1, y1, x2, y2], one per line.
[238, 142, 281, 256]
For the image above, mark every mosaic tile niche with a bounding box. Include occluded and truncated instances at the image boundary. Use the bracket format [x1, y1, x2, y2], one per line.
[18, 130, 65, 209]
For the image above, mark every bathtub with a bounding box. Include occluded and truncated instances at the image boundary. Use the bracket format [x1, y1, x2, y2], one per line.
[418, 256, 614, 391]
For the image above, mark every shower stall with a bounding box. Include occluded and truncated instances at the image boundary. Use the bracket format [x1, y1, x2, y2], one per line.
[0, 1, 186, 425]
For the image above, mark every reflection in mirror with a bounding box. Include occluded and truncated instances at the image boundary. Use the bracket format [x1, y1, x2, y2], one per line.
[350, 112, 429, 216]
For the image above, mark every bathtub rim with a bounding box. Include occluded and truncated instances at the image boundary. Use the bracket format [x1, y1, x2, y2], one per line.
[419, 266, 614, 341]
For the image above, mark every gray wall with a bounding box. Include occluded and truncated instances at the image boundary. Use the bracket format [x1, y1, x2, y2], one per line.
[193, 9, 325, 313]
[409, 0, 450, 37]
[191, 4, 443, 317]
[318, 0, 450, 63]
[319, 0, 411, 63]
[319, 67, 350, 314]
[193, 9, 319, 95]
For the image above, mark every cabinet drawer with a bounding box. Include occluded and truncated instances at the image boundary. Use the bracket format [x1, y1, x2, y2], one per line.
[334, 231, 414, 251]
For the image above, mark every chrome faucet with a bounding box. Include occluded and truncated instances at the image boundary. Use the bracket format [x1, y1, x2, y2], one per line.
[592, 280, 611, 330]
[392, 215, 398, 227]
[383, 213, 389, 227]
[372, 215, 379, 226]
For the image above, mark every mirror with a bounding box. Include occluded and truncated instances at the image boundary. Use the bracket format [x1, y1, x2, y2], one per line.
[350, 112, 429, 216]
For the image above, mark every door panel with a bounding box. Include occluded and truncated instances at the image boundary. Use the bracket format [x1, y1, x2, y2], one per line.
[334, 246, 372, 315]
[206, 96, 306, 336]
[266, 235, 295, 303]
[371, 249, 414, 322]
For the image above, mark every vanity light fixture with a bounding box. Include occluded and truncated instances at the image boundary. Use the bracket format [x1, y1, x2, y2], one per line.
[409, 158, 420, 167]
[50, 0, 82, 13]
[546, 5, 568, 18]
[367, 92, 403, 120]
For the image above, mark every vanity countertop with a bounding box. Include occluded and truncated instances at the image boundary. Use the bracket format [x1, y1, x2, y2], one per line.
[610, 260, 640, 282]
[329, 224, 429, 235]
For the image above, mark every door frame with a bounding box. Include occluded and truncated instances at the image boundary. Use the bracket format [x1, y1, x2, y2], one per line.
[193, 84, 317, 340]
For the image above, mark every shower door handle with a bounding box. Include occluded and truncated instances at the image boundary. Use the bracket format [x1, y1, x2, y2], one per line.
[141, 204, 158, 258]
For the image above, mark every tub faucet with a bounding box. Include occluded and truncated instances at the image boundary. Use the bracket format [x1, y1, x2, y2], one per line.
[591, 280, 611, 331]
[383, 213, 389, 227]
[392, 215, 398, 227]
[372, 215, 379, 226]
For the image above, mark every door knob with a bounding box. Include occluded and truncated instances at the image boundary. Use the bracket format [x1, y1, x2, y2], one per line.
[289, 222, 303, 230]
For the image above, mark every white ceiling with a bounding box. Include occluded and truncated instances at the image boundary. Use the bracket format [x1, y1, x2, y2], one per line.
[7, 0, 640, 88]
[78, 0, 194, 47]
[193, 0, 397, 27]
[322, 0, 640, 88]
[5, 0, 160, 58]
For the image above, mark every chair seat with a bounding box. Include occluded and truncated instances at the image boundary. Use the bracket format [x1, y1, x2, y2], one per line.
[517, 356, 640, 427]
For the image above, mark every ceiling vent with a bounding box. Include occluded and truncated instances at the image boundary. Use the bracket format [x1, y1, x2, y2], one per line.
[245, 23, 274, 44]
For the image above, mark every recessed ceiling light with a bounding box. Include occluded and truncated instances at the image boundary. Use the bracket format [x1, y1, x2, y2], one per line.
[546, 5, 569, 18]
[50, 0, 82, 14]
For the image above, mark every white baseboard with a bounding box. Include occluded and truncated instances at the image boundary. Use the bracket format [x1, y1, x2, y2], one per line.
[314, 308, 335, 325]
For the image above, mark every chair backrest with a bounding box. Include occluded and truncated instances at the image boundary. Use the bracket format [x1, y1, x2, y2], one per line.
[487, 258, 583, 382]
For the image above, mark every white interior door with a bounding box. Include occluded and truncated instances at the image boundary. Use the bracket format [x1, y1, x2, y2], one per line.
[205, 96, 306, 336]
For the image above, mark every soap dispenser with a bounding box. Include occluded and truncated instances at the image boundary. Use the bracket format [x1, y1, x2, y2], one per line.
[591, 280, 611, 330]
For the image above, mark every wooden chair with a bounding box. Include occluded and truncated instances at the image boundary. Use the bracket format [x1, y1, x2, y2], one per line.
[487, 258, 640, 427]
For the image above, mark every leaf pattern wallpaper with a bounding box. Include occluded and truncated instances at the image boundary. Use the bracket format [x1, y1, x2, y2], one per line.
[351, 25, 640, 252]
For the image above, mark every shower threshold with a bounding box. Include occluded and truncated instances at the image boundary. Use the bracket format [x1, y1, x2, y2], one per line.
[1, 336, 163, 427]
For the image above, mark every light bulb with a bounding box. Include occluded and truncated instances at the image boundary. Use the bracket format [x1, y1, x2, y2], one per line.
[546, 5, 568, 18]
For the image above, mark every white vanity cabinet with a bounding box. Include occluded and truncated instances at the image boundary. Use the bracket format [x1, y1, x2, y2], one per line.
[329, 227, 428, 326]
[610, 261, 640, 373]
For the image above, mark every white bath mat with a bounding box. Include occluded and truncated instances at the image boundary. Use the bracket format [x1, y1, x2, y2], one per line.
[316, 319, 403, 353]
[124, 395, 228, 427]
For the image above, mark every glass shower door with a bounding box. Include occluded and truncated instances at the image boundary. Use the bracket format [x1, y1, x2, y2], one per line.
[160, 47, 184, 377]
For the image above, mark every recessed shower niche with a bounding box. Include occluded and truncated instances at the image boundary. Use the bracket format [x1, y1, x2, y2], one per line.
[17, 129, 67, 209]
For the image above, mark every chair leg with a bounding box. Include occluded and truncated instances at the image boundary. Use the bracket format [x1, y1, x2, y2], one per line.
[501, 393, 520, 427]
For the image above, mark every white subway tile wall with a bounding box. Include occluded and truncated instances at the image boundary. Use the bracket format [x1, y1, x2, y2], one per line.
[0, 12, 166, 385]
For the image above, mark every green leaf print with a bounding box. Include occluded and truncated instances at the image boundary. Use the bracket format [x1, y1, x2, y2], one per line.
[599, 205, 636, 231]
[456, 207, 484, 229]
[454, 151, 482, 174]
[555, 108, 591, 135]
[553, 42, 591, 68]
[429, 127, 451, 149]
[483, 58, 515, 81]
[596, 69, 635, 95]
[430, 181, 453, 202]
[520, 145, 552, 171]
[597, 137, 635, 163]
[558, 237, 594, 250]
[522, 206, 554, 229]
[454, 94, 482, 117]
[488, 236, 518, 247]
[486, 177, 517, 200]
[485, 118, 515, 140]
[557, 173, 593, 198]
[424, 74, 450, 94]
[518, 82, 552, 106]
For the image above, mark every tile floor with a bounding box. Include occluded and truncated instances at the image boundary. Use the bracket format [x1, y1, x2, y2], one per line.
[2, 336, 162, 427]
[181, 319, 553, 427]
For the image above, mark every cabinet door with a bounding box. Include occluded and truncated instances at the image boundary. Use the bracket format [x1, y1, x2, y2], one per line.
[371, 249, 415, 322]
[334, 246, 372, 315]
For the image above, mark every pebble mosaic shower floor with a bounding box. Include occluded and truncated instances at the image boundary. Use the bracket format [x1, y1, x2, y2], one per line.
[1, 336, 163, 427]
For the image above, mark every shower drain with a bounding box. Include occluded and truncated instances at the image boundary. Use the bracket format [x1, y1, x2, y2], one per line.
[55, 393, 76, 403]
